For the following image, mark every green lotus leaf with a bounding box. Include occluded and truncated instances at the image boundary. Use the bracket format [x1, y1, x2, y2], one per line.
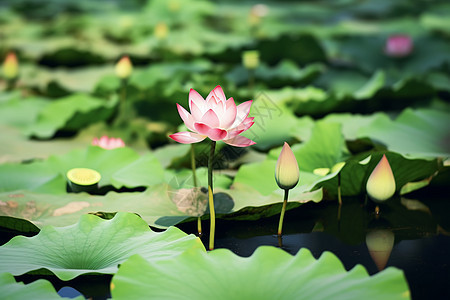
[317, 151, 442, 198]
[0, 272, 83, 300]
[0, 174, 321, 229]
[0, 146, 166, 192]
[235, 121, 346, 195]
[241, 102, 315, 151]
[0, 212, 204, 280]
[111, 246, 410, 300]
[235, 124, 441, 199]
[0, 123, 99, 164]
[0, 95, 49, 128]
[25, 93, 117, 139]
[357, 108, 450, 158]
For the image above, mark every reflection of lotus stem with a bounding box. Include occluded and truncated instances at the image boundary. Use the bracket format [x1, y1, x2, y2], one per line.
[190, 144, 198, 187]
[277, 189, 289, 236]
[248, 70, 255, 96]
[338, 173, 342, 205]
[208, 141, 216, 250]
[190, 144, 201, 236]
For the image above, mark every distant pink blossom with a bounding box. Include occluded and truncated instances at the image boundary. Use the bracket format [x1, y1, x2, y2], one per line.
[169, 85, 256, 147]
[384, 35, 413, 58]
[92, 136, 125, 150]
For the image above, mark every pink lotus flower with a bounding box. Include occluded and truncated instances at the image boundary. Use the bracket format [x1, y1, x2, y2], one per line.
[92, 136, 125, 150]
[169, 85, 256, 147]
[384, 35, 413, 58]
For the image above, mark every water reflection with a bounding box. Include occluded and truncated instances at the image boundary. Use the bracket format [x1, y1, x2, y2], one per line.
[366, 228, 395, 271]
[168, 187, 208, 217]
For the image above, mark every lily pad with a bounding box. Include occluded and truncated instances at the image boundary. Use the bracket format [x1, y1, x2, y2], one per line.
[0, 146, 166, 192]
[0, 212, 204, 280]
[25, 93, 117, 139]
[0, 272, 83, 300]
[357, 108, 450, 158]
[111, 246, 410, 300]
[0, 179, 321, 230]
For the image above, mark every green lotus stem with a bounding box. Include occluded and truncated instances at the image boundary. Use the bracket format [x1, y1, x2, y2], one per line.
[190, 144, 201, 236]
[208, 140, 216, 250]
[248, 69, 255, 96]
[6, 79, 16, 91]
[277, 189, 289, 236]
[116, 79, 128, 127]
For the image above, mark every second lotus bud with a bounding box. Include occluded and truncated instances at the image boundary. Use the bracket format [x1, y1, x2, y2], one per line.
[275, 142, 299, 190]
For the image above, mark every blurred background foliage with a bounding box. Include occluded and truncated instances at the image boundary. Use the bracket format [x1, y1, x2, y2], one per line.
[0, 0, 449, 158]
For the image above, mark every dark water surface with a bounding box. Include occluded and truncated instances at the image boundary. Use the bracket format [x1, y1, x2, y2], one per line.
[6, 189, 450, 300]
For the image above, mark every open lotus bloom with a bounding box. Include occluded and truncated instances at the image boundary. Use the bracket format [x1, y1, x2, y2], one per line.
[169, 85, 256, 147]
[92, 136, 125, 150]
[366, 154, 396, 202]
[384, 35, 413, 58]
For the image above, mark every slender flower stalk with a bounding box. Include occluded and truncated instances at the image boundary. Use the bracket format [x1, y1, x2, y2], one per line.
[114, 56, 133, 127]
[208, 141, 216, 250]
[275, 142, 299, 236]
[277, 189, 289, 236]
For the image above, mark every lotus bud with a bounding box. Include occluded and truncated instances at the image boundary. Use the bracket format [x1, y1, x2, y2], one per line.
[242, 50, 260, 70]
[154, 22, 169, 40]
[248, 4, 269, 26]
[384, 35, 413, 58]
[115, 56, 133, 79]
[275, 142, 299, 190]
[366, 154, 396, 202]
[2, 52, 18, 80]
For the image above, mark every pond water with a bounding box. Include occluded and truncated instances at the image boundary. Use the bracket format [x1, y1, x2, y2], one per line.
[7, 187, 450, 300]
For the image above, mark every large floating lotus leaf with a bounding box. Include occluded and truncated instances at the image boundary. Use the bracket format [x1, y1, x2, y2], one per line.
[233, 159, 322, 196]
[357, 108, 450, 158]
[241, 100, 314, 151]
[111, 246, 410, 300]
[0, 212, 204, 280]
[25, 93, 117, 139]
[235, 121, 346, 195]
[0, 123, 102, 163]
[317, 151, 442, 198]
[0, 146, 165, 191]
[219, 183, 322, 221]
[0, 161, 66, 194]
[165, 167, 232, 190]
[0, 272, 83, 300]
[0, 95, 49, 128]
[0, 180, 321, 230]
